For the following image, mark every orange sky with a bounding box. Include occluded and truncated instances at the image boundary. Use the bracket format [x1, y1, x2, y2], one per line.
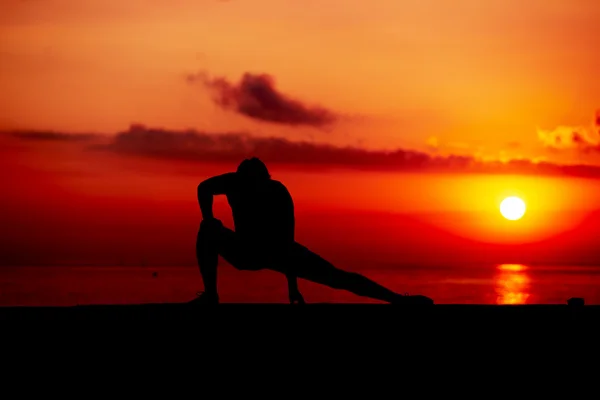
[2, 0, 600, 268]
[1, 0, 599, 162]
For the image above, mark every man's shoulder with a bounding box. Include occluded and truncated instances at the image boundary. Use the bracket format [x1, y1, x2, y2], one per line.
[269, 179, 284, 186]
[268, 179, 289, 191]
[269, 180, 293, 201]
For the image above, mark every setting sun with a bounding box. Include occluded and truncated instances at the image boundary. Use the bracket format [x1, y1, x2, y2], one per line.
[500, 197, 526, 221]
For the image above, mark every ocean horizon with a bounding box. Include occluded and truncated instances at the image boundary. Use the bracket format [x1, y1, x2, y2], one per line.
[2, 264, 599, 306]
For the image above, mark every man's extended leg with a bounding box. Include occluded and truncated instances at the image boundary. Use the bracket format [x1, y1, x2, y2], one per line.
[282, 243, 433, 304]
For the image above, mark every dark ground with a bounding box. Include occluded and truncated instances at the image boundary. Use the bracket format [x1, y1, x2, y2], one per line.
[1, 303, 598, 375]
[2, 302, 598, 332]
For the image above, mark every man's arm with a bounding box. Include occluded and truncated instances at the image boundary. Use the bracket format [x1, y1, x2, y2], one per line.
[197, 173, 236, 220]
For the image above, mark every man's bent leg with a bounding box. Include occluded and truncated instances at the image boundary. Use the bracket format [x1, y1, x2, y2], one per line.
[195, 222, 229, 301]
[195, 222, 260, 303]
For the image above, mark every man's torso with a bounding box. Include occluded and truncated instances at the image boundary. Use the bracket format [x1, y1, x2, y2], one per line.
[225, 179, 293, 246]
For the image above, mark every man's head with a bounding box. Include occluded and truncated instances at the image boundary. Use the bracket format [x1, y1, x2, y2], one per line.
[236, 157, 271, 181]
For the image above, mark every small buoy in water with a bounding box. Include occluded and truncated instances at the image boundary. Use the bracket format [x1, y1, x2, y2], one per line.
[567, 297, 584, 306]
[152, 272, 158, 278]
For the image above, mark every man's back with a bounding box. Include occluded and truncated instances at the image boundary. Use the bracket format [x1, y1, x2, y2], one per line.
[226, 177, 295, 246]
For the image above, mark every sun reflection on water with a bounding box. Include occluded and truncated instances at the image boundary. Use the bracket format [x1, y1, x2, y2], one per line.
[495, 264, 531, 304]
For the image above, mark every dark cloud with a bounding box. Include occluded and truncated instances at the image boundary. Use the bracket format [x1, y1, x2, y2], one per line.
[90, 124, 600, 179]
[97, 124, 471, 170]
[186, 71, 337, 127]
[9, 131, 100, 142]
[8, 124, 600, 179]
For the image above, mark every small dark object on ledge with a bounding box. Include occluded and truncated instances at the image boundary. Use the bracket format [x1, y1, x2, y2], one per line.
[567, 297, 584, 306]
[152, 272, 158, 278]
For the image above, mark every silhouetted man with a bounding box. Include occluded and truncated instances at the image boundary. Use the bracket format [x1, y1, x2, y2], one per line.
[193, 158, 434, 305]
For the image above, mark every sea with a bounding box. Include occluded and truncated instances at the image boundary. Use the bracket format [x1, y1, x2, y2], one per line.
[1, 264, 600, 306]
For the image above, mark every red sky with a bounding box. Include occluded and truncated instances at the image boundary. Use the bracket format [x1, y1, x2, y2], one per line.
[1, 0, 600, 270]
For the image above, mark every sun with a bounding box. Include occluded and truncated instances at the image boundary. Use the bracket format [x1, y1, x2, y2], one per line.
[500, 196, 526, 221]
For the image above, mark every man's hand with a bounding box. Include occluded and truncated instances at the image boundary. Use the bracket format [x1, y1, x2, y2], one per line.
[197, 173, 236, 220]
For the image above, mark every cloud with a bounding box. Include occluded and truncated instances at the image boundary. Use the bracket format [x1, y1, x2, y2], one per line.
[83, 124, 600, 179]
[9, 131, 100, 142]
[96, 124, 473, 170]
[8, 124, 600, 179]
[186, 71, 337, 127]
[537, 110, 600, 154]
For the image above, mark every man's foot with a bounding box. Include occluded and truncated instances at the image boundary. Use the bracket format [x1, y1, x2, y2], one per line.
[391, 293, 434, 305]
[189, 291, 219, 305]
[289, 290, 306, 305]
